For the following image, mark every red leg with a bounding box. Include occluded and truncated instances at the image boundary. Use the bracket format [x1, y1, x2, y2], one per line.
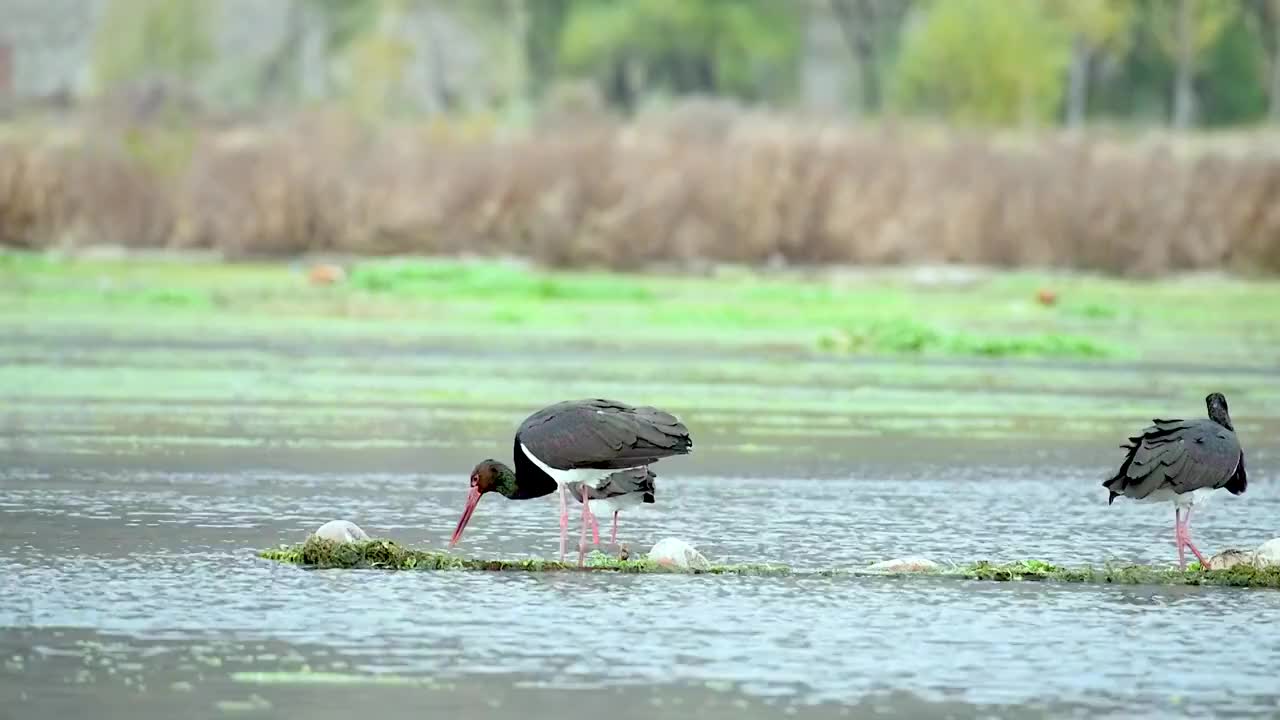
[1174, 507, 1186, 571]
[1182, 507, 1208, 567]
[578, 485, 595, 567]
[610, 511, 619, 546]
[559, 483, 568, 563]
[591, 508, 600, 545]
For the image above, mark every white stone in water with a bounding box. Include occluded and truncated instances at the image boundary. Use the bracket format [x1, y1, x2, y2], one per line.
[647, 538, 710, 570]
[867, 557, 940, 573]
[1253, 538, 1280, 568]
[1205, 549, 1255, 571]
[312, 520, 369, 544]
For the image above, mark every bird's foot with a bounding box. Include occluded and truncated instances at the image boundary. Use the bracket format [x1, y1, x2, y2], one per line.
[1185, 541, 1209, 568]
[1174, 508, 1209, 569]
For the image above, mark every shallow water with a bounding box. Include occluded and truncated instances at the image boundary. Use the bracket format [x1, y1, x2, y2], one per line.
[4, 453, 1280, 719]
[4, 326, 1280, 718]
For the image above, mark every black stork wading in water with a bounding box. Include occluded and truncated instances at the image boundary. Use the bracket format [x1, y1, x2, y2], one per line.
[1102, 392, 1247, 570]
[448, 398, 692, 566]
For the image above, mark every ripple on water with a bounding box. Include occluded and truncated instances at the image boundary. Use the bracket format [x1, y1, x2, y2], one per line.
[2, 463, 1280, 716]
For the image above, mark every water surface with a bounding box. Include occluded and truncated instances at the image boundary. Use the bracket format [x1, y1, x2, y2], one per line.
[3, 329, 1280, 719]
[4, 453, 1280, 719]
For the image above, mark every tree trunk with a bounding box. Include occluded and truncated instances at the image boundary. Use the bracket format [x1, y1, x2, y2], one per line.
[1066, 34, 1090, 128]
[831, 0, 882, 114]
[506, 0, 529, 105]
[255, 2, 303, 103]
[525, 0, 569, 98]
[1271, 2, 1280, 122]
[1173, 0, 1196, 129]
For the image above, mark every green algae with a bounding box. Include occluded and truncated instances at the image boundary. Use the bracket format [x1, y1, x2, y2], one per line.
[817, 318, 1115, 359]
[950, 559, 1280, 588]
[259, 539, 1280, 588]
[7, 250, 1280, 368]
[258, 537, 793, 576]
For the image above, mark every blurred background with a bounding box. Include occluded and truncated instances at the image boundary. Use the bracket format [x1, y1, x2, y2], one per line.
[2, 0, 1280, 271]
[5, 3, 1280, 719]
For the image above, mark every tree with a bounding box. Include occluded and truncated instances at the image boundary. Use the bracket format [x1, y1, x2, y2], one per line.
[1043, 0, 1135, 127]
[557, 0, 802, 110]
[525, 0, 573, 98]
[890, 0, 1071, 125]
[1196, 7, 1269, 125]
[1146, 0, 1238, 128]
[93, 0, 213, 91]
[1246, 0, 1280, 121]
[828, 0, 913, 114]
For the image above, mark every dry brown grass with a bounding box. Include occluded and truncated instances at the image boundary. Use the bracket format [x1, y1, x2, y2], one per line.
[3, 105, 1280, 274]
[0, 142, 72, 249]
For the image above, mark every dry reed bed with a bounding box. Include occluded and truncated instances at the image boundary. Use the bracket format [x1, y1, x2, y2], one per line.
[3, 110, 1280, 274]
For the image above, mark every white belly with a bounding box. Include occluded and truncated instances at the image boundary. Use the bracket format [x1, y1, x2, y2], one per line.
[520, 442, 639, 488]
[1140, 486, 1221, 508]
[584, 492, 645, 515]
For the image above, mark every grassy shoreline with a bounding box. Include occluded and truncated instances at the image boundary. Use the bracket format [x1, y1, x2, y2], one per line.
[6, 250, 1280, 458]
[5, 250, 1280, 364]
[5, 115, 1280, 275]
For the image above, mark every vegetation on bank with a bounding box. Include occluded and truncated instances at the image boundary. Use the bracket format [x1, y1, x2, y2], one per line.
[3, 113, 1280, 277]
[5, 251, 1280, 368]
[259, 538, 1280, 589]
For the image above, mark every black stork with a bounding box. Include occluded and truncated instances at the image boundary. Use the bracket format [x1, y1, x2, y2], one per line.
[448, 398, 692, 566]
[1102, 392, 1248, 570]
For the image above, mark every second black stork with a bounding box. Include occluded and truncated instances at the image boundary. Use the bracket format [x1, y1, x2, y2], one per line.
[448, 398, 692, 566]
[1102, 392, 1248, 570]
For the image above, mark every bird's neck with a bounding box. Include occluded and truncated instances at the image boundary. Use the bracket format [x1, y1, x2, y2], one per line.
[1210, 408, 1234, 431]
[493, 463, 518, 498]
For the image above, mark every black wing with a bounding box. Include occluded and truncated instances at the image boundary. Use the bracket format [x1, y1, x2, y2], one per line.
[517, 398, 692, 470]
[1102, 418, 1246, 503]
[565, 467, 657, 505]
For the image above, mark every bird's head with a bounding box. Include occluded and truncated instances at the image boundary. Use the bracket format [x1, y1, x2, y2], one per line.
[1206, 392, 1233, 430]
[449, 459, 515, 547]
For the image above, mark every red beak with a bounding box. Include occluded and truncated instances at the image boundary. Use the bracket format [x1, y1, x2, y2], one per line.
[449, 486, 482, 547]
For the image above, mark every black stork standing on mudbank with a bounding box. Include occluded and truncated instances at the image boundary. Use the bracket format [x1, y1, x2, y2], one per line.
[449, 398, 692, 566]
[1102, 392, 1248, 570]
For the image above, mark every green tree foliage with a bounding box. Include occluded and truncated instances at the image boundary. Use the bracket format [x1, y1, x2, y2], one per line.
[1043, 0, 1135, 125]
[309, 0, 384, 52]
[526, 0, 573, 96]
[890, 0, 1071, 125]
[1197, 9, 1269, 125]
[1146, 0, 1239, 126]
[1048, 0, 1135, 49]
[93, 0, 214, 90]
[86, 0, 1280, 130]
[301, 0, 414, 121]
[557, 0, 801, 108]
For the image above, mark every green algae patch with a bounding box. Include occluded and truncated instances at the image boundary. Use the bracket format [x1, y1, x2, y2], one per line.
[817, 319, 1116, 359]
[258, 537, 792, 576]
[951, 560, 1280, 588]
[260, 539, 1280, 587]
